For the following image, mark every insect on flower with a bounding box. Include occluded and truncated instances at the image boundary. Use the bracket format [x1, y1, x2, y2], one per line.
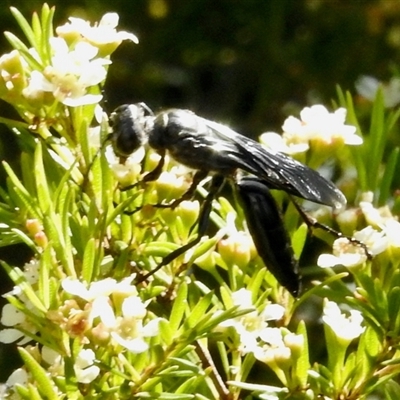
[107, 103, 349, 296]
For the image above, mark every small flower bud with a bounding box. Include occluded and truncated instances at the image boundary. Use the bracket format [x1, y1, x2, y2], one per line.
[336, 208, 360, 237]
[283, 332, 304, 359]
[26, 219, 43, 236]
[218, 232, 253, 269]
[34, 231, 48, 248]
[273, 346, 292, 369]
[155, 171, 188, 203]
[178, 200, 200, 231]
[91, 322, 111, 344]
[0, 50, 27, 97]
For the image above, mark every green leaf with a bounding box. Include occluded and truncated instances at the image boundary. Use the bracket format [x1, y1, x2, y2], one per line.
[133, 393, 194, 399]
[383, 380, 400, 400]
[10, 6, 36, 49]
[1, 261, 47, 313]
[38, 246, 53, 309]
[293, 320, 309, 388]
[55, 180, 74, 266]
[142, 241, 181, 258]
[40, 4, 54, 64]
[20, 151, 36, 198]
[34, 143, 52, 213]
[175, 376, 201, 394]
[31, 10, 42, 52]
[18, 347, 59, 400]
[368, 88, 386, 192]
[388, 286, 400, 335]
[159, 318, 173, 346]
[185, 291, 214, 330]
[170, 281, 188, 332]
[3, 31, 43, 71]
[378, 147, 399, 206]
[189, 235, 219, 261]
[336, 87, 367, 190]
[292, 223, 308, 259]
[42, 212, 75, 277]
[3, 161, 41, 219]
[26, 385, 42, 400]
[106, 192, 142, 227]
[82, 238, 96, 282]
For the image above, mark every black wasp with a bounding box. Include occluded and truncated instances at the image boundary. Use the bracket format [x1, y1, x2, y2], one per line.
[108, 103, 347, 296]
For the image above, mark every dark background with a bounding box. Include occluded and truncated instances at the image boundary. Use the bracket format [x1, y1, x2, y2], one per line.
[1, 0, 400, 384]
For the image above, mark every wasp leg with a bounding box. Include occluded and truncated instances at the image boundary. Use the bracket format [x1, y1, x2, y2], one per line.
[114, 151, 167, 215]
[119, 150, 167, 194]
[290, 196, 373, 259]
[120, 169, 209, 216]
[136, 175, 225, 283]
[154, 170, 209, 210]
[236, 177, 300, 296]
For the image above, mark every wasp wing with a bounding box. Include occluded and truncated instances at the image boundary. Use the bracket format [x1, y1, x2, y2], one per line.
[236, 176, 300, 296]
[203, 119, 346, 208]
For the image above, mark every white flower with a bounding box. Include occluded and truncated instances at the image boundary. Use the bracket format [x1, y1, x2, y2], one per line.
[259, 131, 309, 154]
[0, 327, 27, 344]
[283, 332, 304, 356]
[22, 261, 40, 284]
[382, 219, 400, 248]
[90, 296, 117, 327]
[56, 13, 138, 50]
[218, 289, 286, 356]
[107, 295, 160, 354]
[105, 145, 145, 185]
[259, 326, 285, 347]
[110, 334, 149, 353]
[252, 327, 288, 364]
[261, 304, 285, 321]
[23, 37, 110, 107]
[121, 295, 148, 319]
[74, 348, 100, 383]
[41, 346, 62, 365]
[62, 275, 160, 354]
[0, 303, 36, 345]
[359, 194, 393, 227]
[6, 368, 29, 387]
[1, 304, 26, 326]
[322, 300, 364, 342]
[318, 226, 387, 269]
[62, 274, 137, 301]
[355, 75, 400, 108]
[282, 105, 362, 147]
[317, 237, 369, 268]
[231, 288, 253, 308]
[353, 226, 388, 255]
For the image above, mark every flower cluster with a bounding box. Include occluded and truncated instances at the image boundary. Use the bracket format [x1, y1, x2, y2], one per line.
[217, 289, 305, 384]
[58, 274, 160, 355]
[0, 9, 137, 123]
[0, 269, 160, 390]
[6, 346, 98, 391]
[218, 289, 285, 343]
[318, 192, 400, 268]
[0, 261, 41, 345]
[323, 300, 365, 344]
[260, 104, 362, 155]
[355, 75, 400, 108]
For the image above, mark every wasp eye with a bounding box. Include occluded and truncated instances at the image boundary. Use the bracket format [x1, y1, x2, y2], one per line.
[109, 104, 151, 158]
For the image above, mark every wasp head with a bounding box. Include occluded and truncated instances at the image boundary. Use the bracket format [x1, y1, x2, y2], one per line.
[109, 103, 153, 158]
